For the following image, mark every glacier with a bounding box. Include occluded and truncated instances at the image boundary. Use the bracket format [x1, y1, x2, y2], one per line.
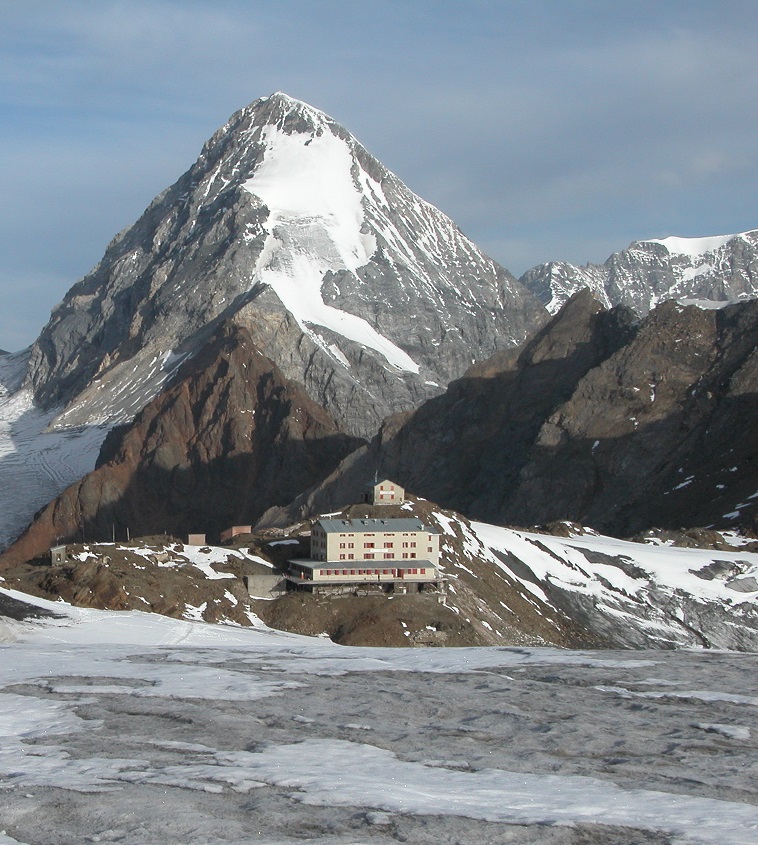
[1, 588, 757, 845]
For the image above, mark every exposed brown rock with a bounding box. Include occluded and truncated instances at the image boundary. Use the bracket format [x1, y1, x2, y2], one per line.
[1, 538, 260, 625]
[0, 322, 363, 568]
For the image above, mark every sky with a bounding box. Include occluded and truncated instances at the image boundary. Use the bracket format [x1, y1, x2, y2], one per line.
[1, 0, 757, 351]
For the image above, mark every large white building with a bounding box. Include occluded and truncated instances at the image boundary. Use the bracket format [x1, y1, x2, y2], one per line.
[287, 516, 444, 594]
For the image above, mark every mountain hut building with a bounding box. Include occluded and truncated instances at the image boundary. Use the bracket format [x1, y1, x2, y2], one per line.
[220, 525, 252, 542]
[363, 479, 405, 505]
[286, 516, 444, 595]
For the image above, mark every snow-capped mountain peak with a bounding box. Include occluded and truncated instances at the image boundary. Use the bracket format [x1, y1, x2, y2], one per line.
[246, 90, 331, 128]
[241, 98, 419, 373]
[0, 93, 543, 549]
[521, 228, 758, 315]
[22, 92, 541, 436]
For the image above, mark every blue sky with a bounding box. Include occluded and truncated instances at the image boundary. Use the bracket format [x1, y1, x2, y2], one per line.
[1, 0, 757, 350]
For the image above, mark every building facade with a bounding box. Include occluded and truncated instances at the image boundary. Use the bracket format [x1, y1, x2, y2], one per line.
[220, 525, 252, 542]
[287, 517, 443, 594]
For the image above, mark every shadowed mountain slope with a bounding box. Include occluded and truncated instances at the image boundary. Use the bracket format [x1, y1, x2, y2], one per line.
[260, 292, 758, 536]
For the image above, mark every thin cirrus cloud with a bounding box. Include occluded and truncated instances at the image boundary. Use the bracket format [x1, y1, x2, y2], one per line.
[0, 0, 757, 350]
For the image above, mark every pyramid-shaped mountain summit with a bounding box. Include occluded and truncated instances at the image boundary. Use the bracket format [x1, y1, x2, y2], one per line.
[25, 92, 545, 436]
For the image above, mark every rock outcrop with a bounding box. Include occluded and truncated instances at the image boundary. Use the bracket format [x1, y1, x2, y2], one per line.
[261, 293, 758, 537]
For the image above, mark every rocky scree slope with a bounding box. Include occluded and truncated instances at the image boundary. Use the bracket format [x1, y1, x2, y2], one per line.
[521, 229, 758, 316]
[0, 322, 362, 569]
[0, 537, 266, 626]
[262, 291, 758, 538]
[23, 92, 544, 438]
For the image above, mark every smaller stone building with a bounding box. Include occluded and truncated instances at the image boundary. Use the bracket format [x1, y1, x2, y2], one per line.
[220, 525, 252, 542]
[50, 544, 67, 566]
[363, 479, 405, 505]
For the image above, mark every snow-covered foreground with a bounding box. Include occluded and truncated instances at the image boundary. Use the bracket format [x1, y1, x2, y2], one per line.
[1, 589, 757, 845]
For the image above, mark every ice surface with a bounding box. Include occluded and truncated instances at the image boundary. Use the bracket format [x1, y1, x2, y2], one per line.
[2, 587, 757, 844]
[0, 344, 193, 551]
[0, 385, 109, 550]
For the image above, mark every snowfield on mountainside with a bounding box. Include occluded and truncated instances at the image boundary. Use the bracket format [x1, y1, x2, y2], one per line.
[0, 352, 109, 550]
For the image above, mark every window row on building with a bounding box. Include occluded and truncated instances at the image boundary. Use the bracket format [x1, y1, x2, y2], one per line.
[338, 552, 421, 560]
[321, 568, 427, 577]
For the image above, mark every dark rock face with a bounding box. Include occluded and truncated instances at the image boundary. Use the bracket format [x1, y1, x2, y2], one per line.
[0, 323, 363, 568]
[372, 289, 637, 523]
[521, 230, 758, 316]
[505, 298, 758, 534]
[24, 93, 544, 437]
[261, 293, 758, 536]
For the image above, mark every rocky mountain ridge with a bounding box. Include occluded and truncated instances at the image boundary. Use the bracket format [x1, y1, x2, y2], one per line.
[3, 293, 758, 650]
[0, 321, 362, 568]
[23, 92, 544, 438]
[8, 288, 758, 562]
[521, 229, 758, 315]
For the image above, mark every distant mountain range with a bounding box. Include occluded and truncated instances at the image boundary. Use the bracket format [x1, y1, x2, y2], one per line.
[1, 92, 757, 649]
[520, 230, 758, 315]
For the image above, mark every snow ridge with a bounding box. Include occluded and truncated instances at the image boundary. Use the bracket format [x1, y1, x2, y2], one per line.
[643, 231, 748, 259]
[468, 519, 758, 649]
[521, 228, 758, 315]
